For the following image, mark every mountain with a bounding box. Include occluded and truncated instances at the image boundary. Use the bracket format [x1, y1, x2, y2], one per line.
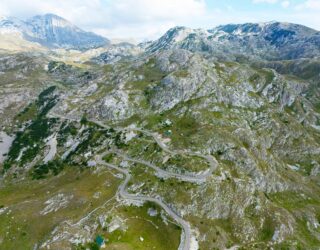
[0, 20, 320, 250]
[92, 42, 143, 64]
[147, 22, 320, 60]
[0, 14, 110, 50]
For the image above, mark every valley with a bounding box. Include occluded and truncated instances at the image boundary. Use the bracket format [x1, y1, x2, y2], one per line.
[0, 13, 320, 250]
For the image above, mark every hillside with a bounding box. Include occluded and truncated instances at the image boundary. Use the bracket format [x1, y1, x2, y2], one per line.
[0, 19, 319, 250]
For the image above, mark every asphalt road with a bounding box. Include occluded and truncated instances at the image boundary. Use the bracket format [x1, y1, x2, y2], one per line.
[50, 112, 219, 250]
[96, 154, 192, 250]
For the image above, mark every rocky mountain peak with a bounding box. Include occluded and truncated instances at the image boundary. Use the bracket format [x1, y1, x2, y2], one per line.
[0, 14, 320, 250]
[147, 21, 320, 60]
[0, 16, 25, 31]
[0, 14, 110, 50]
[146, 26, 209, 53]
[27, 13, 79, 30]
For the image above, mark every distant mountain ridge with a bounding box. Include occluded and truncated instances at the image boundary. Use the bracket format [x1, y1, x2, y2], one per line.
[1, 14, 319, 60]
[147, 22, 320, 60]
[0, 14, 110, 50]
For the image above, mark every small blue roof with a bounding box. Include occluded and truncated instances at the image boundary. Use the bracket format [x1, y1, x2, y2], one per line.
[95, 235, 104, 246]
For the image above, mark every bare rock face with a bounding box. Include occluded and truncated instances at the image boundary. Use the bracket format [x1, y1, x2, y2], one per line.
[147, 22, 320, 60]
[102, 89, 133, 121]
[0, 20, 320, 250]
[0, 14, 110, 50]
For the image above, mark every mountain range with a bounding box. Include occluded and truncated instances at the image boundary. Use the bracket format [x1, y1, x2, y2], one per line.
[0, 13, 320, 250]
[147, 22, 320, 60]
[1, 13, 320, 60]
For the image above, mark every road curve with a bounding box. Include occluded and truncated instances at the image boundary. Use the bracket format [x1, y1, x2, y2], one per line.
[121, 128, 218, 182]
[96, 154, 192, 250]
[112, 151, 214, 183]
[49, 112, 219, 249]
[49, 112, 218, 182]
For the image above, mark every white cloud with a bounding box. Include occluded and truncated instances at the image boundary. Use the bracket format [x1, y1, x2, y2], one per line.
[253, 0, 290, 7]
[109, 0, 206, 22]
[281, 1, 290, 8]
[295, 0, 320, 10]
[98, 0, 207, 39]
[252, 0, 291, 9]
[0, 0, 319, 40]
[0, 0, 208, 40]
[253, 0, 278, 4]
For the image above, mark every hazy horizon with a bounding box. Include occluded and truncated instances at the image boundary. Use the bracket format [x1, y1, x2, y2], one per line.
[1, 0, 319, 41]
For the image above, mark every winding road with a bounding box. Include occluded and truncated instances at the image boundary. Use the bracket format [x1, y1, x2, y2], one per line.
[50, 112, 218, 181]
[111, 150, 216, 183]
[96, 154, 192, 250]
[49, 112, 219, 250]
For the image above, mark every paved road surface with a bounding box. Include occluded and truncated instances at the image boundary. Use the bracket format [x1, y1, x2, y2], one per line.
[96, 154, 192, 250]
[49, 112, 219, 250]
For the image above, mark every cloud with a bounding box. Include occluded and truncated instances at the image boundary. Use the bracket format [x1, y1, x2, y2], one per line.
[104, 0, 208, 40]
[0, 0, 319, 40]
[253, 0, 278, 4]
[98, 0, 207, 39]
[0, 0, 208, 40]
[109, 0, 206, 23]
[295, 0, 320, 10]
[281, 1, 290, 8]
[253, 0, 290, 7]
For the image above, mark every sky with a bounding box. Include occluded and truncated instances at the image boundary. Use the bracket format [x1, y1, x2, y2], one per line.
[0, 0, 319, 41]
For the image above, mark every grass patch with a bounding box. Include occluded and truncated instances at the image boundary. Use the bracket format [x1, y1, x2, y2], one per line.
[170, 115, 201, 148]
[0, 167, 121, 250]
[102, 203, 181, 250]
[126, 58, 167, 92]
[260, 217, 275, 241]
[173, 70, 189, 78]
